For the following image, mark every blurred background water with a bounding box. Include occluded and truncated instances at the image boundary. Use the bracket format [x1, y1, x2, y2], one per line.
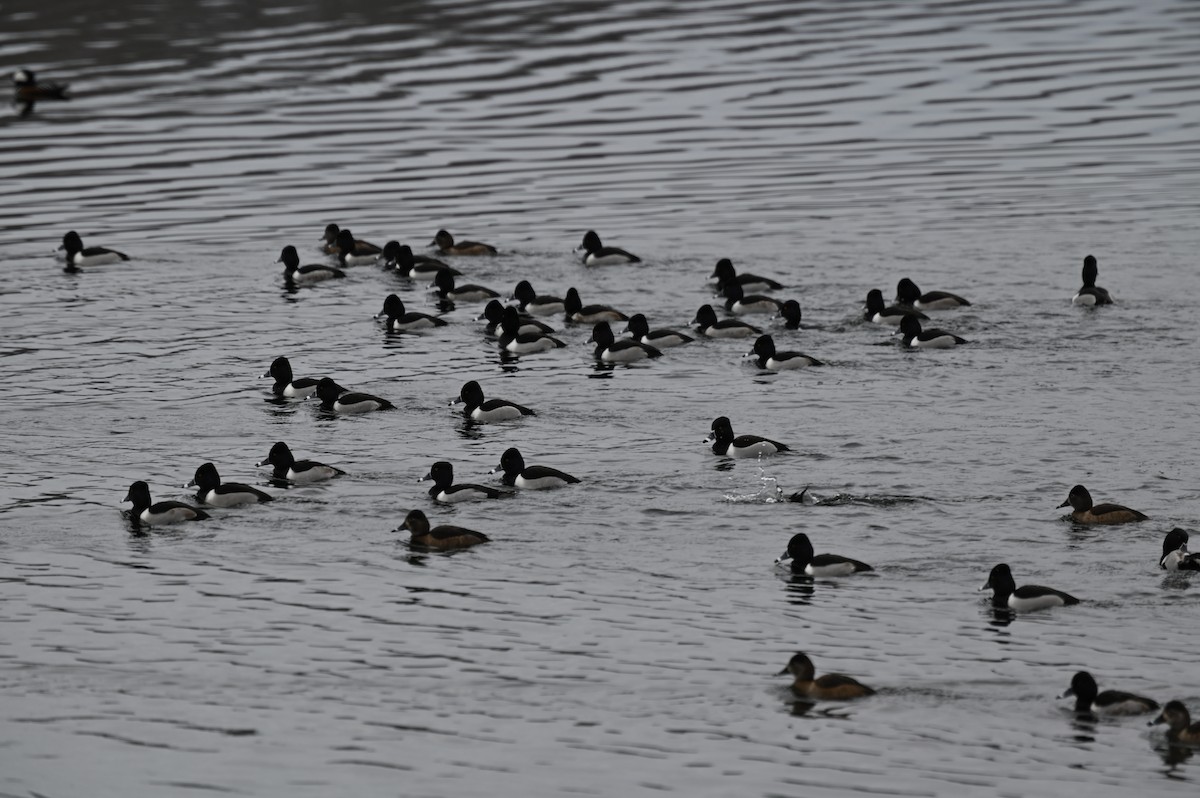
[2, 0, 1199, 795]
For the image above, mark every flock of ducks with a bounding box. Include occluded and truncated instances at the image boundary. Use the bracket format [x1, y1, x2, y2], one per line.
[58, 213, 1198, 750]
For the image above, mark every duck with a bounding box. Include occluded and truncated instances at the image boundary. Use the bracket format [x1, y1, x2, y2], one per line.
[897, 314, 967, 348]
[510, 280, 566, 316]
[705, 416, 789, 458]
[433, 268, 500, 304]
[980, 563, 1079, 612]
[12, 68, 69, 117]
[723, 282, 783, 315]
[335, 228, 383, 265]
[453, 379, 535, 422]
[774, 533, 872, 576]
[380, 241, 455, 279]
[691, 304, 762, 339]
[431, 229, 497, 256]
[492, 447, 581, 490]
[321, 224, 377, 256]
[58, 231, 130, 269]
[1151, 701, 1200, 744]
[589, 322, 662, 363]
[709, 258, 783, 294]
[422, 461, 509, 503]
[278, 245, 345, 284]
[498, 306, 567, 353]
[256, 441, 344, 483]
[1060, 671, 1159, 716]
[479, 300, 556, 336]
[262, 356, 321, 399]
[123, 481, 209, 525]
[186, 462, 273, 507]
[564, 287, 628, 324]
[623, 314, 694, 348]
[895, 278, 971, 309]
[375, 294, 448, 331]
[399, 509, 490, 550]
[313, 377, 394, 414]
[1057, 484, 1147, 525]
[745, 334, 823, 370]
[775, 300, 804, 330]
[1072, 255, 1113, 306]
[575, 230, 641, 266]
[1160, 528, 1200, 571]
[864, 289, 928, 325]
[778, 652, 875, 700]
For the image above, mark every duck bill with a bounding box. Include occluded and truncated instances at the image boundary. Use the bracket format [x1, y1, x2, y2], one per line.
[1056, 499, 1070, 508]
[702, 433, 716, 445]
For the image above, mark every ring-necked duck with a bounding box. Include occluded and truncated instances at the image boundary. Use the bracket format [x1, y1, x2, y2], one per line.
[380, 241, 455, 279]
[399, 509, 490, 550]
[511, 280, 566, 316]
[1057, 484, 1147, 525]
[575, 230, 641, 266]
[433, 268, 500, 304]
[897, 314, 967, 348]
[335, 229, 383, 265]
[431, 229, 497, 256]
[691, 304, 762, 338]
[262, 356, 321, 399]
[980, 563, 1079, 612]
[313, 377, 394, 414]
[775, 300, 803, 330]
[123, 481, 209, 525]
[705, 416, 789, 458]
[1151, 701, 1200, 744]
[480, 300, 556, 336]
[256, 441, 344, 483]
[13, 69, 69, 117]
[186, 462, 273, 507]
[710, 258, 782, 294]
[1072, 255, 1113, 306]
[745, 334, 823, 369]
[498, 306, 567, 353]
[58, 231, 129, 268]
[422, 461, 509, 503]
[453, 380, 535, 422]
[895, 278, 971, 309]
[623, 314, 694, 348]
[1061, 671, 1159, 716]
[778, 652, 875, 700]
[774, 533, 872, 576]
[724, 282, 782, 316]
[864, 288, 928, 325]
[1160, 528, 1200, 571]
[564, 287, 628, 324]
[375, 294, 448, 331]
[492, 447, 581, 489]
[589, 322, 662, 362]
[278, 245, 345, 284]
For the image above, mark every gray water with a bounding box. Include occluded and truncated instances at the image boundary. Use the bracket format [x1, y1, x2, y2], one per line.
[3, 0, 1200, 795]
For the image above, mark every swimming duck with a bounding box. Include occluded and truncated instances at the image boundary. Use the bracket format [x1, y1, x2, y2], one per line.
[710, 258, 782, 294]
[262, 356, 321, 399]
[1072, 255, 1113, 306]
[422, 461, 509, 503]
[123, 481, 209, 525]
[399, 509, 490, 550]
[498, 306, 567, 353]
[13, 68, 69, 117]
[1160, 528, 1200, 571]
[980, 563, 1079, 612]
[897, 314, 967, 348]
[775, 300, 803, 330]
[564, 287, 628, 324]
[186, 462, 273, 507]
[278, 245, 345, 284]
[313, 377, 394, 414]
[895, 278, 971, 309]
[1057, 484, 1147, 525]
[774, 533, 872, 576]
[1151, 701, 1200, 744]
[511, 280, 566, 316]
[691, 304, 762, 338]
[1060, 671, 1159, 716]
[705, 416, 789, 458]
[864, 289, 927, 325]
[745, 334, 823, 369]
[492, 447, 580, 490]
[431, 229, 497, 256]
[335, 228, 383, 265]
[380, 241, 454, 279]
[375, 294, 448, 331]
[479, 300, 556, 336]
[433, 268, 500, 304]
[623, 314, 694, 348]
[453, 380, 535, 422]
[589, 322, 662, 362]
[778, 652, 875, 700]
[723, 282, 782, 315]
[575, 230, 641, 266]
[256, 441, 344, 483]
[58, 231, 129, 268]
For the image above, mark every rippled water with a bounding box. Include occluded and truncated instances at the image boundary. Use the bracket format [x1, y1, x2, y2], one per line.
[3, 0, 1200, 795]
